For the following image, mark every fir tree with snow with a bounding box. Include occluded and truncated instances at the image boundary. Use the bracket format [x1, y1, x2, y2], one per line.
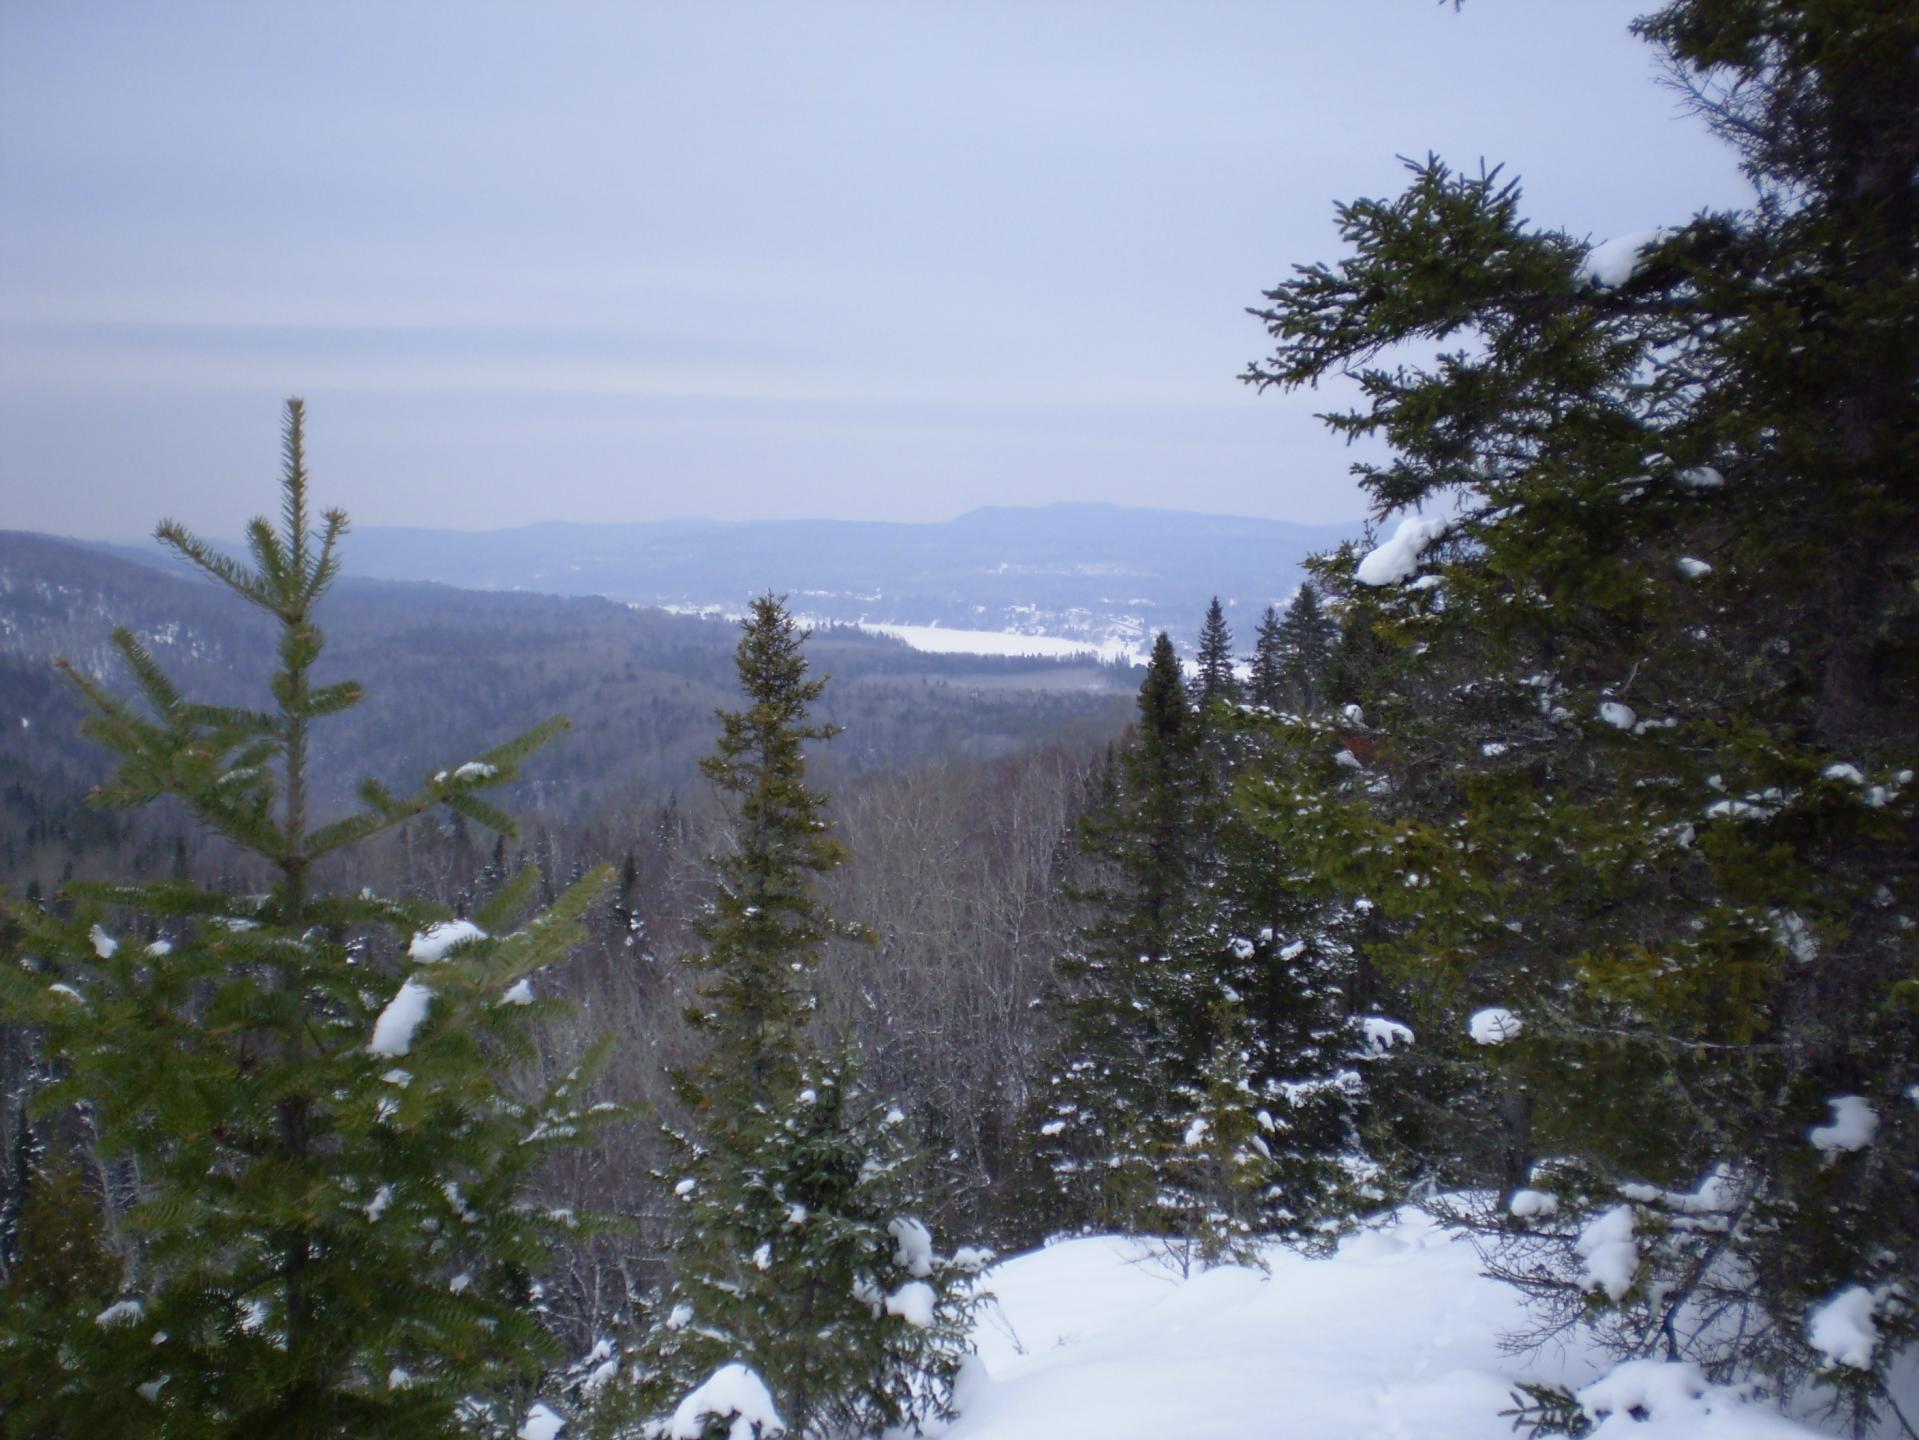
[1035, 632, 1204, 1233]
[0, 400, 615, 1439]
[1244, 0, 1918, 1422]
[627, 596, 974, 1439]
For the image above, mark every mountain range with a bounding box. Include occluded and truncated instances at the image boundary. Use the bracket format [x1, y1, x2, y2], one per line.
[91, 503, 1360, 660]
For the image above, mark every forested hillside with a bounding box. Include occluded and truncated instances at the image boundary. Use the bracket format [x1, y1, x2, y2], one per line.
[0, 530, 1130, 891]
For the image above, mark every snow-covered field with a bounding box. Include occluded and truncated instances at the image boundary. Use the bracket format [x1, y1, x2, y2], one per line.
[857, 621, 1147, 666]
[939, 1209, 1905, 1440]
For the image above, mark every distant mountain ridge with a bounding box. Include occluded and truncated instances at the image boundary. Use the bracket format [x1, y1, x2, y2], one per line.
[86, 503, 1359, 656]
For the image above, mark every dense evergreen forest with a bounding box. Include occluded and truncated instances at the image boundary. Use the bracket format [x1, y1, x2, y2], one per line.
[1, 2, 1914, 1436]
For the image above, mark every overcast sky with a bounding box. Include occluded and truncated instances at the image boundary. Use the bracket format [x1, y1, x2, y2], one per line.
[1, 1, 1751, 539]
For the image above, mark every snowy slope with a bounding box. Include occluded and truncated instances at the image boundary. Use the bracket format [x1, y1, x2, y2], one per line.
[941, 1211, 1867, 1440]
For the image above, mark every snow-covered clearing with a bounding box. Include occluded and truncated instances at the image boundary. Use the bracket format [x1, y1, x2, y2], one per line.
[858, 621, 1146, 666]
[939, 1208, 1902, 1440]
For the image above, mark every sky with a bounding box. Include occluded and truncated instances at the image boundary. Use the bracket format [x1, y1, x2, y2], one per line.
[0, 1, 1753, 539]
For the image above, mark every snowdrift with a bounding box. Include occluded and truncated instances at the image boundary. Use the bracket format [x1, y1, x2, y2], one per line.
[941, 1209, 1902, 1440]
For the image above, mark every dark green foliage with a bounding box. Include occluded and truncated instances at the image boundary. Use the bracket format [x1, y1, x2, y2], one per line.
[639, 1064, 974, 1439]
[1037, 634, 1201, 1230]
[1244, 0, 1917, 1417]
[634, 596, 973, 1438]
[1189, 598, 1240, 715]
[1248, 586, 1338, 717]
[679, 594, 850, 1120]
[1042, 619, 1383, 1250]
[0, 1139, 127, 1440]
[0, 401, 614, 1439]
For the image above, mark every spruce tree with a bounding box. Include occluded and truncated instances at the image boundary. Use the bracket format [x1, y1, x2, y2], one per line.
[1248, 606, 1287, 713]
[0, 400, 614, 1439]
[1245, 0, 1917, 1419]
[1189, 597, 1240, 715]
[632, 596, 972, 1439]
[1035, 635, 1199, 1228]
[1275, 583, 1338, 717]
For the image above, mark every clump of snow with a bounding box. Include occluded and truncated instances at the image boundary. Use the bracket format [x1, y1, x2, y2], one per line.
[1575, 1358, 1812, 1436]
[1356, 514, 1451, 586]
[952, 1245, 995, 1271]
[1808, 1095, 1878, 1154]
[1597, 701, 1638, 731]
[1676, 465, 1725, 490]
[518, 1401, 565, 1440]
[454, 761, 499, 781]
[408, 919, 486, 963]
[669, 1363, 785, 1440]
[1580, 228, 1670, 288]
[1468, 1007, 1523, 1045]
[90, 925, 118, 958]
[369, 978, 433, 1057]
[1575, 1204, 1639, 1300]
[1508, 1188, 1559, 1219]
[365, 1185, 393, 1222]
[1678, 556, 1713, 578]
[890, 1216, 934, 1277]
[502, 978, 535, 1006]
[666, 1303, 694, 1331]
[145, 939, 172, 957]
[887, 1280, 939, 1328]
[1807, 1286, 1880, 1370]
[96, 1298, 144, 1326]
[48, 982, 86, 1005]
[1359, 1017, 1414, 1055]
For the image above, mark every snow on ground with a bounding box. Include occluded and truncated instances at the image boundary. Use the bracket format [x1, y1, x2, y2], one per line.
[858, 621, 1147, 666]
[936, 1209, 1851, 1440]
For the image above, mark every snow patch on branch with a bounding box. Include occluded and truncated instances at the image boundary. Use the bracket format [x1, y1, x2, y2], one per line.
[369, 978, 432, 1057]
[1468, 1008, 1522, 1045]
[1579, 228, 1671, 288]
[1807, 1286, 1880, 1370]
[1355, 514, 1451, 586]
[1809, 1095, 1877, 1154]
[668, 1363, 785, 1439]
[407, 919, 486, 962]
[1575, 1205, 1639, 1300]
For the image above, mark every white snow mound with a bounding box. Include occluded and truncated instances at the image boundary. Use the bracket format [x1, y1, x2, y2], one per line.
[944, 1210, 1829, 1440]
[669, 1362, 785, 1440]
